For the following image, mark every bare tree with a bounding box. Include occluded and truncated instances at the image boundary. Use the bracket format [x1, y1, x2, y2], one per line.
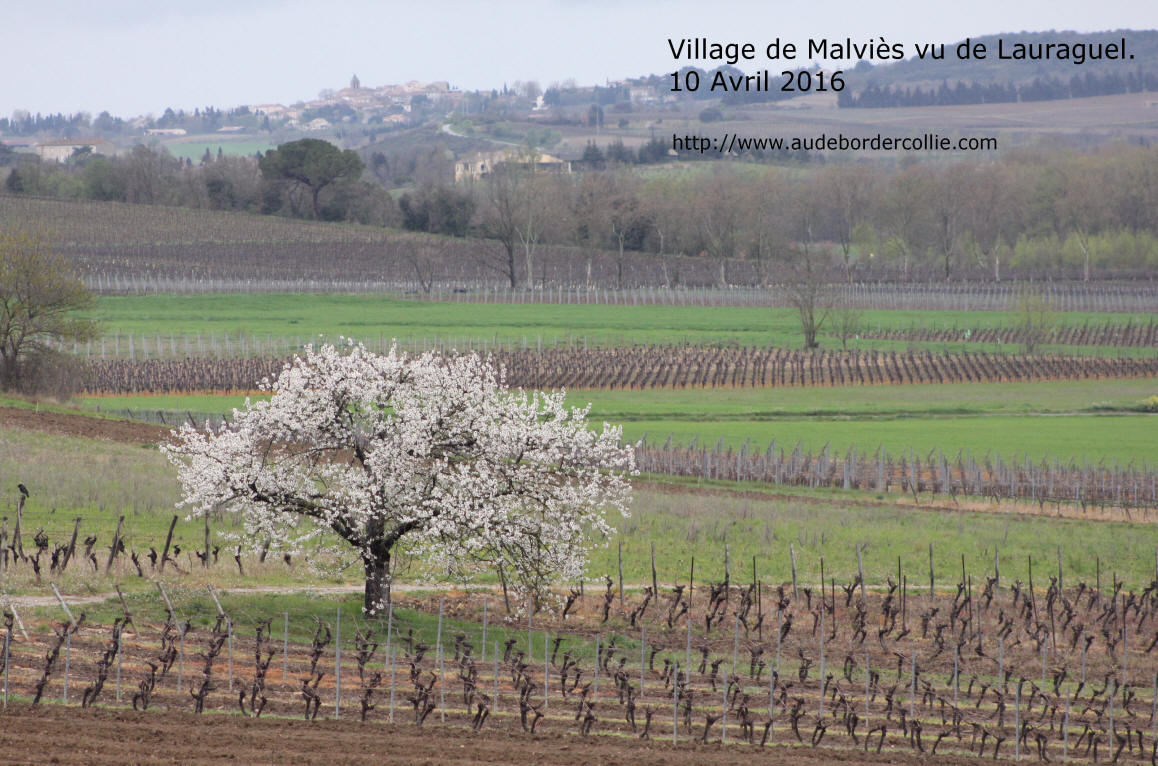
[880, 167, 932, 281]
[403, 240, 448, 295]
[480, 146, 544, 288]
[831, 304, 864, 351]
[816, 165, 876, 282]
[0, 228, 99, 392]
[783, 179, 833, 349]
[741, 171, 792, 286]
[605, 172, 648, 289]
[784, 265, 833, 350]
[1055, 156, 1113, 282]
[570, 170, 645, 289]
[641, 178, 690, 286]
[1015, 294, 1057, 354]
[123, 145, 182, 205]
[696, 167, 745, 285]
[960, 163, 1023, 282]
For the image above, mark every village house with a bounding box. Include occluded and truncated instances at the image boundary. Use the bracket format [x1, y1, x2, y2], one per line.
[454, 149, 571, 183]
[34, 137, 114, 162]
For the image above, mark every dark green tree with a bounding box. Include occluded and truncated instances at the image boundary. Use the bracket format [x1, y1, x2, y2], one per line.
[398, 184, 475, 236]
[604, 139, 634, 165]
[258, 138, 364, 219]
[581, 141, 604, 169]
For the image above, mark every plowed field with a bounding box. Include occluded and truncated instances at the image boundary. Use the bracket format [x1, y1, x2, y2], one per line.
[0, 703, 987, 765]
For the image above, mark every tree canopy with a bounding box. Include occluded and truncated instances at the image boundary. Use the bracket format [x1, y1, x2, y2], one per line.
[163, 343, 635, 614]
[258, 138, 364, 220]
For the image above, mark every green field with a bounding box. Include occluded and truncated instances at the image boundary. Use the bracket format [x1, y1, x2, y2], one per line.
[88, 294, 1157, 355]
[77, 377, 1158, 465]
[622, 414, 1156, 465]
[11, 288, 1158, 612]
[605, 487, 1158, 591]
[6, 424, 1158, 600]
[162, 138, 276, 162]
[78, 378, 1158, 418]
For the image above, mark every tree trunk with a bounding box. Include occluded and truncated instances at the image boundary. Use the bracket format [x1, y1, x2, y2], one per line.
[363, 549, 391, 616]
[617, 238, 626, 289]
[506, 242, 518, 288]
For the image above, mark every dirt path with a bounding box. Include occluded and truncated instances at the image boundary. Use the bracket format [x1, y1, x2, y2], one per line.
[0, 703, 989, 766]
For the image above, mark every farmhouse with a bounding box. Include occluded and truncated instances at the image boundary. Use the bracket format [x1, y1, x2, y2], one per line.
[34, 138, 114, 162]
[454, 149, 571, 182]
[252, 104, 291, 118]
[301, 118, 333, 132]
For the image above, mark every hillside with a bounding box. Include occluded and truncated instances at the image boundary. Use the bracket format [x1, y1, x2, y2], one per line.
[857, 29, 1158, 89]
[839, 29, 1158, 107]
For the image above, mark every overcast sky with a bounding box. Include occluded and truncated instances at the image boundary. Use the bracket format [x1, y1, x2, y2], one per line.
[4, 0, 1154, 119]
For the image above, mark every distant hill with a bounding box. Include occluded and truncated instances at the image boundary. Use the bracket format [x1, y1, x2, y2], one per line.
[841, 29, 1158, 108]
[858, 29, 1157, 87]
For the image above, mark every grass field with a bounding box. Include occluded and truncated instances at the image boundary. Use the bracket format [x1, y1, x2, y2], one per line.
[6, 424, 1158, 600]
[622, 414, 1157, 464]
[161, 138, 276, 163]
[87, 294, 1158, 355]
[76, 377, 1158, 465]
[78, 378, 1158, 418]
[608, 487, 1158, 591]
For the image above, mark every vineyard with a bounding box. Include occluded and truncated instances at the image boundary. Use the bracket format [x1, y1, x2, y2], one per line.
[81, 276, 1158, 314]
[6, 196, 1158, 303]
[57, 345, 1158, 515]
[6, 554, 1158, 763]
[634, 440, 1158, 512]
[5, 179, 1158, 766]
[863, 322, 1158, 349]
[77, 347, 1158, 395]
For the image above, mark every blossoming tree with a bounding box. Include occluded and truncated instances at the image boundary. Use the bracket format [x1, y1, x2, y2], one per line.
[162, 343, 635, 614]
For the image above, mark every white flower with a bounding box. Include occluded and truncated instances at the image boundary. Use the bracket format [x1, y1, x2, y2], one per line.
[162, 343, 634, 614]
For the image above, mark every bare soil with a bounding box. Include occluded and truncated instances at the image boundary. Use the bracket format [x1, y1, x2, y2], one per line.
[0, 702, 989, 765]
[1, 405, 168, 445]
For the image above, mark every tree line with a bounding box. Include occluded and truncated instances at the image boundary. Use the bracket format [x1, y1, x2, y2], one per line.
[448, 143, 1158, 286]
[3, 141, 392, 224]
[839, 68, 1158, 108]
[5, 140, 1158, 282]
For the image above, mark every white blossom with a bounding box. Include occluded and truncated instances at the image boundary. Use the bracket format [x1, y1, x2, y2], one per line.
[161, 342, 635, 614]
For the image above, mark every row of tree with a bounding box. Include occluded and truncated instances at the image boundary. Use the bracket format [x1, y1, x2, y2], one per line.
[4, 141, 391, 224]
[0, 106, 261, 138]
[449, 142, 1158, 286]
[6, 140, 1158, 282]
[840, 69, 1158, 108]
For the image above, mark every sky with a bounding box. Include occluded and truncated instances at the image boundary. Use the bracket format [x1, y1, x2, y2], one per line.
[4, 0, 1155, 119]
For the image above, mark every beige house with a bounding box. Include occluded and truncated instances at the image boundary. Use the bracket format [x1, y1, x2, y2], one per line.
[454, 149, 571, 183]
[34, 138, 113, 162]
[302, 118, 332, 131]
